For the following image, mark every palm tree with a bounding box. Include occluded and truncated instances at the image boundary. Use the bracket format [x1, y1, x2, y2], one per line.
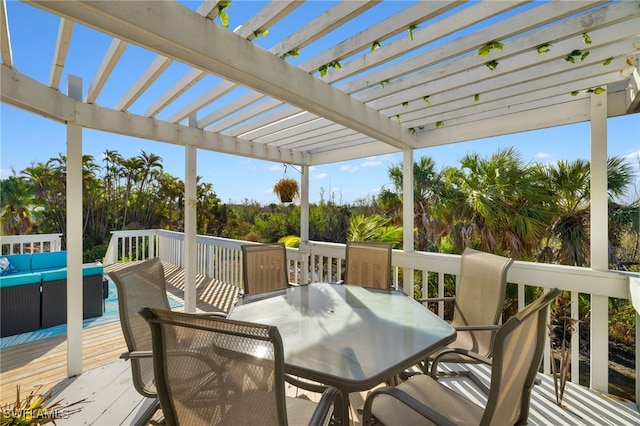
[0, 175, 36, 235]
[436, 148, 554, 258]
[386, 156, 447, 251]
[347, 214, 402, 245]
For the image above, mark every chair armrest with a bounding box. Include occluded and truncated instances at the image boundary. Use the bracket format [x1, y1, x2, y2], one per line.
[362, 386, 456, 426]
[309, 386, 341, 426]
[429, 348, 492, 378]
[454, 324, 501, 332]
[120, 350, 153, 360]
[284, 374, 330, 394]
[196, 311, 228, 318]
[336, 279, 344, 284]
[417, 296, 455, 303]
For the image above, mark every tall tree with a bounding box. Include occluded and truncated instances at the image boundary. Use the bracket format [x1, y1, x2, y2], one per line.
[0, 175, 36, 235]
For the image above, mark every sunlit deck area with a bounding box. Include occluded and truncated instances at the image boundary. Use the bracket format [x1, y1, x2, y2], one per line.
[1, 259, 638, 425]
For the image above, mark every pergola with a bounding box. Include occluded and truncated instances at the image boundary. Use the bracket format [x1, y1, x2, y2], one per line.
[1, 0, 639, 376]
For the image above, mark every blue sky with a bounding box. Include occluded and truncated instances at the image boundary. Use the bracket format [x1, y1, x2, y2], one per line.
[1, 1, 639, 205]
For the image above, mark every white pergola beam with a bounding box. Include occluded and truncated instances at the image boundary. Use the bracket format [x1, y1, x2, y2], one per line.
[235, 1, 302, 40]
[86, 38, 127, 104]
[115, 55, 172, 111]
[0, 0, 12, 68]
[626, 68, 640, 114]
[207, 98, 283, 133]
[49, 18, 74, 89]
[29, 0, 414, 150]
[0, 65, 310, 165]
[268, 1, 379, 57]
[143, 68, 206, 117]
[300, 1, 463, 73]
[167, 80, 237, 124]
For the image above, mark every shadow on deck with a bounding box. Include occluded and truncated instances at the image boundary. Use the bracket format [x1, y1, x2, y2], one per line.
[1, 261, 638, 425]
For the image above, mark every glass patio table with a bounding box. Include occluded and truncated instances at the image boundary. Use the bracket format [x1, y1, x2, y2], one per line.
[228, 283, 456, 424]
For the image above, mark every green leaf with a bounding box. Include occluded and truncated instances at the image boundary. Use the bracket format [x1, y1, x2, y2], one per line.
[330, 60, 342, 69]
[565, 49, 583, 63]
[396, 115, 401, 124]
[570, 91, 580, 96]
[402, 101, 409, 108]
[587, 87, 606, 95]
[435, 121, 444, 129]
[418, 126, 425, 130]
[485, 60, 499, 70]
[536, 43, 551, 54]
[371, 40, 381, 52]
[219, 11, 229, 27]
[380, 79, 390, 88]
[282, 48, 299, 59]
[582, 33, 592, 44]
[253, 29, 269, 38]
[408, 25, 418, 41]
[478, 41, 503, 58]
[602, 57, 613, 66]
[409, 127, 416, 134]
[319, 65, 328, 77]
[423, 96, 430, 104]
[474, 94, 480, 102]
[580, 51, 590, 62]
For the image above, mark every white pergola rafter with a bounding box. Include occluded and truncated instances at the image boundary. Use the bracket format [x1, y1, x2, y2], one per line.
[29, 0, 415, 151]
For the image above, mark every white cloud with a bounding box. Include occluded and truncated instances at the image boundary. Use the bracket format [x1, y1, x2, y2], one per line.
[340, 164, 359, 172]
[312, 173, 328, 180]
[534, 152, 552, 159]
[361, 160, 381, 167]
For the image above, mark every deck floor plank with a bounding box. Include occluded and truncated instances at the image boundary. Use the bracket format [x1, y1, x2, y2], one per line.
[1, 261, 637, 425]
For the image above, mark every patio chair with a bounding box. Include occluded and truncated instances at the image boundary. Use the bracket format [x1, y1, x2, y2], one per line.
[338, 241, 392, 289]
[241, 243, 290, 296]
[362, 288, 561, 426]
[139, 307, 340, 426]
[416, 248, 513, 382]
[108, 258, 226, 424]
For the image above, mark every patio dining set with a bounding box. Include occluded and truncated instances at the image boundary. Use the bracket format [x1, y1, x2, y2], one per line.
[108, 242, 559, 426]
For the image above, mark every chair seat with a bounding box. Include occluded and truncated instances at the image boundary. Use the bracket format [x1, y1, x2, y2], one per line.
[371, 374, 484, 426]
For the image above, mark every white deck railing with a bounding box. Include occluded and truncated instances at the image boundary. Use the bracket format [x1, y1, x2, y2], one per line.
[0, 233, 63, 254]
[84, 229, 639, 405]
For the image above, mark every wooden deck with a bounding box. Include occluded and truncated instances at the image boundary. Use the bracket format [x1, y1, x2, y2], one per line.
[1, 261, 638, 425]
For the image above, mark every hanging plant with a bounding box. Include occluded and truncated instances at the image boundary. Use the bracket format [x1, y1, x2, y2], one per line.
[582, 33, 592, 44]
[423, 96, 430, 104]
[380, 79, 391, 88]
[402, 101, 409, 108]
[474, 93, 480, 102]
[371, 40, 381, 52]
[435, 121, 444, 129]
[602, 57, 613, 66]
[396, 115, 401, 124]
[273, 177, 299, 203]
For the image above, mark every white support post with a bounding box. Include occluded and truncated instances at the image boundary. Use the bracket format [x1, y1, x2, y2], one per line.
[66, 75, 83, 377]
[184, 115, 197, 313]
[589, 91, 608, 392]
[402, 148, 414, 296]
[300, 164, 310, 284]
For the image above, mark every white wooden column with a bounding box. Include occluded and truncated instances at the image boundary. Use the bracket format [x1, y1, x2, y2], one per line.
[66, 75, 83, 376]
[589, 90, 609, 392]
[184, 115, 197, 313]
[402, 148, 414, 296]
[300, 165, 310, 284]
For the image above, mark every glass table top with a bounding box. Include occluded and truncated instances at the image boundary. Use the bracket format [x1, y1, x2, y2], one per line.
[229, 283, 456, 391]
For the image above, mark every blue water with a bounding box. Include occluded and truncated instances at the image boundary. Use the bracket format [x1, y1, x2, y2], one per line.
[0, 278, 183, 349]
